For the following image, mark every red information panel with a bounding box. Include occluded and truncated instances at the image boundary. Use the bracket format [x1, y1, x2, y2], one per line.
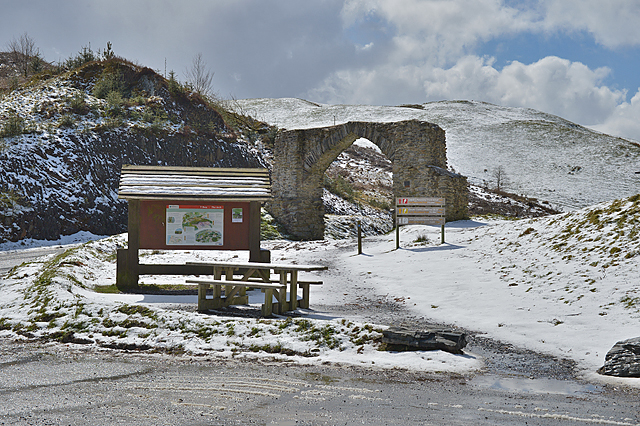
[139, 200, 250, 250]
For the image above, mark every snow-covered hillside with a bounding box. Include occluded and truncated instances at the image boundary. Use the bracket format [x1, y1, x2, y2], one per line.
[234, 98, 640, 211]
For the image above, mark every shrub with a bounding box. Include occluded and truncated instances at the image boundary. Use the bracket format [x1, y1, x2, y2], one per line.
[324, 174, 356, 202]
[68, 92, 89, 114]
[167, 70, 185, 96]
[105, 91, 124, 117]
[64, 45, 98, 71]
[57, 114, 75, 128]
[93, 71, 126, 99]
[0, 110, 25, 137]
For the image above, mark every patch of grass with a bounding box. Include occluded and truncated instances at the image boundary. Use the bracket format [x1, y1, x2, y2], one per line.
[413, 234, 429, 244]
[94, 284, 120, 293]
[103, 317, 156, 329]
[621, 296, 640, 310]
[278, 317, 293, 330]
[57, 113, 75, 128]
[324, 174, 358, 203]
[117, 304, 157, 319]
[102, 329, 128, 338]
[247, 342, 315, 357]
[368, 198, 392, 211]
[184, 325, 218, 340]
[300, 323, 341, 349]
[32, 312, 65, 323]
[294, 318, 313, 333]
[137, 283, 196, 292]
[519, 227, 535, 237]
[0, 318, 12, 330]
[226, 323, 235, 336]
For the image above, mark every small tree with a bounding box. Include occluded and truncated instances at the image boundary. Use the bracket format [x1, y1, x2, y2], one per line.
[7, 32, 39, 77]
[184, 53, 214, 98]
[492, 165, 510, 192]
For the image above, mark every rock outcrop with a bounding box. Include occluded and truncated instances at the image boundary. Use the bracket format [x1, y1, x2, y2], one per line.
[381, 326, 467, 354]
[598, 337, 640, 377]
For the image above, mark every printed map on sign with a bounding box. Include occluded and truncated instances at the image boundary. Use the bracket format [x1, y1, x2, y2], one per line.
[166, 205, 224, 246]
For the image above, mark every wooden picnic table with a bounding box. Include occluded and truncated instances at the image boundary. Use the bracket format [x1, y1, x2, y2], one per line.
[185, 261, 327, 316]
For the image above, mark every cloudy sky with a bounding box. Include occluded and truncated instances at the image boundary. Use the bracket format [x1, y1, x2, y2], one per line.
[3, 0, 640, 141]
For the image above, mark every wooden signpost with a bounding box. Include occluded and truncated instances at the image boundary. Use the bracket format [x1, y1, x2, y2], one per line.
[395, 197, 445, 248]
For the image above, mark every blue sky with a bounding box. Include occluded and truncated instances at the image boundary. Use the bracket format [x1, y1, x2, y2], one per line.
[2, 0, 640, 141]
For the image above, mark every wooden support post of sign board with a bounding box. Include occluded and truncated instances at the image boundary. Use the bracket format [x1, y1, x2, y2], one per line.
[249, 201, 261, 262]
[116, 199, 140, 291]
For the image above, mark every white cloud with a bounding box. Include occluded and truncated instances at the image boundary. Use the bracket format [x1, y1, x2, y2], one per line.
[543, 0, 640, 48]
[309, 55, 625, 127]
[591, 90, 640, 142]
[341, 0, 537, 65]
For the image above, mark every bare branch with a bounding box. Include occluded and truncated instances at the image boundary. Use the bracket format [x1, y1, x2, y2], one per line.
[184, 53, 214, 98]
[7, 32, 39, 77]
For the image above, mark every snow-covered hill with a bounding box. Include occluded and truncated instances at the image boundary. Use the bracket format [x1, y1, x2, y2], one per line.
[234, 98, 640, 211]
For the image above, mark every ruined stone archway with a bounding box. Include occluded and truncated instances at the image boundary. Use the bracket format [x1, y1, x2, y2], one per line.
[268, 120, 468, 240]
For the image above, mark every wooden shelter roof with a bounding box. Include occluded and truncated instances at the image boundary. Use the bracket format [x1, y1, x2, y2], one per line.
[118, 165, 272, 202]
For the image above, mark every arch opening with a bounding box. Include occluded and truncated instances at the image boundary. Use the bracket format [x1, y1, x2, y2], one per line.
[322, 138, 394, 239]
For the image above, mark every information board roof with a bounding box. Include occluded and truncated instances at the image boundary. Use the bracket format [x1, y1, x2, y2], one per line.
[118, 165, 272, 202]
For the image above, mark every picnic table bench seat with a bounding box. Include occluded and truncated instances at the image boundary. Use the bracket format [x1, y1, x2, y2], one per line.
[185, 261, 326, 316]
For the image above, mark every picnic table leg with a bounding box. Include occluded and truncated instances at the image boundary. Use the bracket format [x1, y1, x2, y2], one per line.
[299, 283, 310, 309]
[275, 271, 287, 314]
[289, 270, 298, 311]
[224, 267, 234, 299]
[262, 288, 274, 316]
[213, 267, 222, 299]
[197, 283, 208, 311]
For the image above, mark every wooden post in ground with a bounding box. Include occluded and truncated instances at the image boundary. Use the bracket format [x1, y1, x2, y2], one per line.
[248, 201, 262, 262]
[116, 199, 140, 291]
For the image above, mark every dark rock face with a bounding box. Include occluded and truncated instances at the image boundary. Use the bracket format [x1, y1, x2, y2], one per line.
[0, 129, 264, 242]
[381, 326, 467, 354]
[598, 337, 640, 377]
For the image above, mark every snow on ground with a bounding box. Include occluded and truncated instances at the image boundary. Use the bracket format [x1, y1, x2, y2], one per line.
[0, 195, 639, 384]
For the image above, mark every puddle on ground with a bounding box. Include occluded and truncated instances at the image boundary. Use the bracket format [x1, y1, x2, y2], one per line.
[472, 375, 600, 395]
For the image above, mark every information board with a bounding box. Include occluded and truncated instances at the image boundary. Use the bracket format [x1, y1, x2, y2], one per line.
[166, 205, 224, 246]
[395, 197, 446, 246]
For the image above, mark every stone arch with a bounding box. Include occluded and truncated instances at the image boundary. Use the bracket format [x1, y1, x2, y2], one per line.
[268, 120, 468, 240]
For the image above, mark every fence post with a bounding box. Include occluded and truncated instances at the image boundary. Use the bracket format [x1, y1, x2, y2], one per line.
[357, 220, 362, 254]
